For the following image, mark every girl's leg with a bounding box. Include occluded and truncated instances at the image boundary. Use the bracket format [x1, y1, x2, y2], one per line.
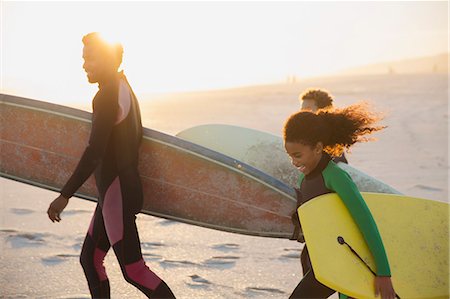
[300, 245, 312, 275]
[80, 204, 112, 298]
[102, 177, 175, 298]
[290, 245, 335, 299]
[289, 269, 335, 299]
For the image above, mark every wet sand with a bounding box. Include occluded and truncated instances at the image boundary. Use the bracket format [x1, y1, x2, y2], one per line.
[1, 73, 448, 298]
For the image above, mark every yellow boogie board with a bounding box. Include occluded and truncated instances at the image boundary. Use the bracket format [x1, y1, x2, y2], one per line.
[298, 192, 449, 299]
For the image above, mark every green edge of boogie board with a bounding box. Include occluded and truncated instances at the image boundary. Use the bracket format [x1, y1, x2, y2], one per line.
[298, 192, 449, 299]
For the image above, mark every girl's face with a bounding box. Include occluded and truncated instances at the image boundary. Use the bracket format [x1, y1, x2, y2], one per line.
[285, 141, 323, 175]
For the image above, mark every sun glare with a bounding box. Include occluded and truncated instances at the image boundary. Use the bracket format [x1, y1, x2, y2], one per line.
[97, 31, 122, 46]
[1, 2, 448, 107]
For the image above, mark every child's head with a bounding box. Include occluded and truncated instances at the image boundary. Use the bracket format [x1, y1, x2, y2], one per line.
[299, 89, 334, 112]
[283, 103, 385, 174]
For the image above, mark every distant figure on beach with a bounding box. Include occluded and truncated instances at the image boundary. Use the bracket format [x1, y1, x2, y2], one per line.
[283, 103, 396, 299]
[47, 32, 175, 299]
[299, 88, 348, 164]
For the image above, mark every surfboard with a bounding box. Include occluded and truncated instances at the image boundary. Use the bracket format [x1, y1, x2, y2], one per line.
[176, 124, 401, 194]
[0, 94, 297, 238]
[298, 192, 449, 299]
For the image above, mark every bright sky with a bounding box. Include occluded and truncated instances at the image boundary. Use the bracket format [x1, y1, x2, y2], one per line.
[1, 1, 448, 104]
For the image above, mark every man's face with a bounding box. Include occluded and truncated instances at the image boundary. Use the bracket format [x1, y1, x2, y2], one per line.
[82, 45, 109, 84]
[301, 99, 318, 112]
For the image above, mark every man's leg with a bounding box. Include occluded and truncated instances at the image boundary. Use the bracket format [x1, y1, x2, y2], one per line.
[102, 177, 175, 298]
[80, 204, 111, 298]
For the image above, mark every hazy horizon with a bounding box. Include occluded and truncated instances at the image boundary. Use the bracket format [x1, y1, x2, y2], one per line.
[1, 1, 448, 104]
[2, 54, 447, 103]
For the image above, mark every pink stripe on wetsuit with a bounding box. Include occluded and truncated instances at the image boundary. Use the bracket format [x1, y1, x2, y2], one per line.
[61, 73, 174, 298]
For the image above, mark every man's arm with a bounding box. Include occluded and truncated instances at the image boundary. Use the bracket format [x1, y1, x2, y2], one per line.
[60, 86, 118, 199]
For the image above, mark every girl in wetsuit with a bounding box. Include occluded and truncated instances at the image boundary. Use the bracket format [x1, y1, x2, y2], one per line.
[299, 88, 348, 164]
[283, 103, 396, 299]
[47, 33, 175, 299]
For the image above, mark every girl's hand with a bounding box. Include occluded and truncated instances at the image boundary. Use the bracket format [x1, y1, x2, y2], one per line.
[374, 276, 396, 299]
[47, 195, 69, 222]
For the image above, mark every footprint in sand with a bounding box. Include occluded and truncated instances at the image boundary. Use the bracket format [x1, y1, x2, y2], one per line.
[42, 254, 79, 266]
[58, 295, 90, 299]
[243, 286, 286, 297]
[279, 248, 301, 260]
[203, 256, 240, 269]
[186, 274, 213, 289]
[142, 252, 163, 261]
[72, 237, 85, 251]
[141, 241, 166, 250]
[0, 229, 18, 234]
[159, 259, 200, 269]
[10, 208, 34, 215]
[6, 232, 50, 248]
[211, 243, 240, 252]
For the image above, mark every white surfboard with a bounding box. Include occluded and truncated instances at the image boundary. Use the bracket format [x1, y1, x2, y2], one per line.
[176, 124, 401, 194]
[1, 95, 297, 238]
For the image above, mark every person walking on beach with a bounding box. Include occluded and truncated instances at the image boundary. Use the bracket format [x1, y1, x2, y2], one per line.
[299, 88, 348, 164]
[290, 88, 350, 241]
[283, 103, 396, 299]
[47, 32, 175, 299]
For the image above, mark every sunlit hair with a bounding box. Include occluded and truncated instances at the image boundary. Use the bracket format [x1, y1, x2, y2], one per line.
[299, 88, 334, 109]
[283, 102, 385, 156]
[82, 32, 123, 70]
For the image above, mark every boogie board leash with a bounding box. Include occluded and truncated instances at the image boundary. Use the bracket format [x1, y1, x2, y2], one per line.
[337, 236, 401, 299]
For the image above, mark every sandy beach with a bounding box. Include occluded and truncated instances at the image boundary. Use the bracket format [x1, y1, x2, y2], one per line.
[1, 73, 448, 298]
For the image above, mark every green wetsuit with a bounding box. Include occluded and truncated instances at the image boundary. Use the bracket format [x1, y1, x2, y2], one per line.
[290, 153, 391, 299]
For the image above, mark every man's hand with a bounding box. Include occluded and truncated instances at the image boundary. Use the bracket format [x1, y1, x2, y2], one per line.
[375, 276, 396, 299]
[47, 195, 69, 222]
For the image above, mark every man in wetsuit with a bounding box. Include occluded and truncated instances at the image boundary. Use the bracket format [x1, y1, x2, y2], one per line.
[47, 32, 175, 299]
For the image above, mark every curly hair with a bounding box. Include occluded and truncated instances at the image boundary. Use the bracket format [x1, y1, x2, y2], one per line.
[283, 102, 385, 156]
[82, 32, 123, 70]
[299, 89, 334, 109]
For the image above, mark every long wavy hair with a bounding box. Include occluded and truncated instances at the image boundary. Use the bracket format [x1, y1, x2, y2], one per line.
[283, 102, 385, 156]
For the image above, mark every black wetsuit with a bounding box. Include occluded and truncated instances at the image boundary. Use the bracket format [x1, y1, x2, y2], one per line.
[332, 153, 348, 164]
[61, 73, 175, 298]
[290, 153, 348, 242]
[289, 153, 390, 299]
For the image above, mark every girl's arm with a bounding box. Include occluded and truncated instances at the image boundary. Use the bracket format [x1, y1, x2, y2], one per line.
[323, 162, 391, 276]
